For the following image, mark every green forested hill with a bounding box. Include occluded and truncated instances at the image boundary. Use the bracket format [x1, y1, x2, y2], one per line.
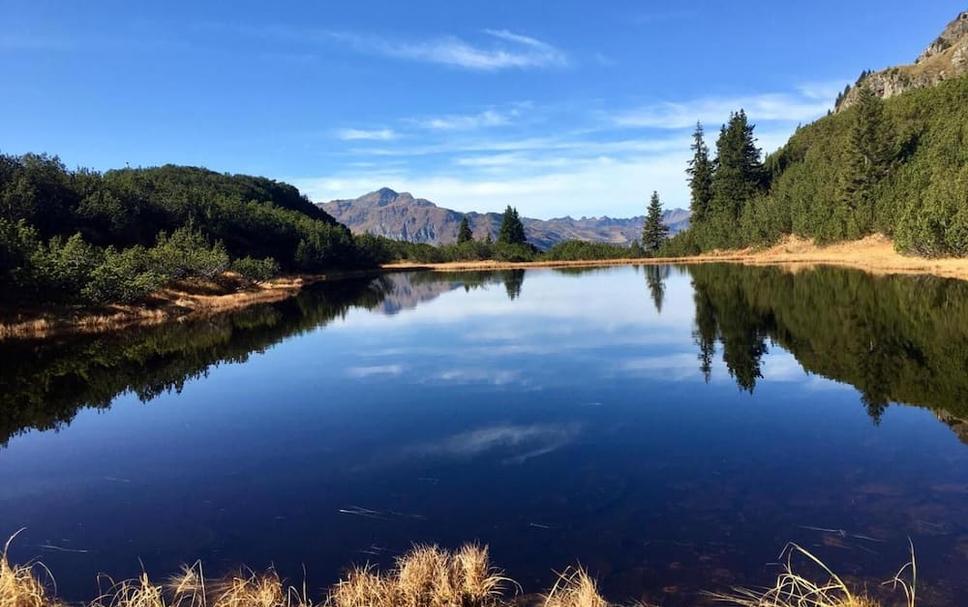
[0, 156, 364, 305]
[670, 75, 968, 257]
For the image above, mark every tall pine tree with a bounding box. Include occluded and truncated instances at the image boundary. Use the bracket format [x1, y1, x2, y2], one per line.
[498, 205, 527, 245]
[686, 122, 713, 223]
[708, 110, 765, 246]
[642, 191, 669, 255]
[457, 216, 473, 243]
[840, 85, 894, 238]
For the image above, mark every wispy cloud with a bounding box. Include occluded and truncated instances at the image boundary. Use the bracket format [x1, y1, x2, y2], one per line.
[415, 108, 516, 130]
[330, 29, 567, 71]
[336, 128, 397, 141]
[613, 92, 834, 130]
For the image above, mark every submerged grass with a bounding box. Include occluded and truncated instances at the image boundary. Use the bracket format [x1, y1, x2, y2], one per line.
[0, 536, 920, 607]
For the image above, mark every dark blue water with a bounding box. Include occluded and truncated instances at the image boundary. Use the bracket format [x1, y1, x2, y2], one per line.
[1, 265, 967, 605]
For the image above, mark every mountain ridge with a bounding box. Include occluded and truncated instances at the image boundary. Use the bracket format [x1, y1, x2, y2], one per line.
[835, 10, 968, 111]
[318, 189, 690, 250]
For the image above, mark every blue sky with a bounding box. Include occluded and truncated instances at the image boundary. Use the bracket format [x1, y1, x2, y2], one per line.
[1, 1, 963, 218]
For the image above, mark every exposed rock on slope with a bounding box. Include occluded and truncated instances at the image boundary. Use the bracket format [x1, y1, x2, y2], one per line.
[836, 10, 968, 111]
[319, 188, 690, 250]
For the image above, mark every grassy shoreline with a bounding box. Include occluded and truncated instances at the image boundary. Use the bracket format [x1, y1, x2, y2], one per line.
[0, 540, 912, 607]
[4, 234, 968, 341]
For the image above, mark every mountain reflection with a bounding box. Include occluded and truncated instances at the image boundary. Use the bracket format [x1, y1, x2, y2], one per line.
[0, 271, 523, 446]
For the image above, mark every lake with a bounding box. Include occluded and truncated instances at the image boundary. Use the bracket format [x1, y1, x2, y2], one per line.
[1, 264, 967, 605]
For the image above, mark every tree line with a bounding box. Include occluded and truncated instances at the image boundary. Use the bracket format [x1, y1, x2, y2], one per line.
[666, 74, 968, 256]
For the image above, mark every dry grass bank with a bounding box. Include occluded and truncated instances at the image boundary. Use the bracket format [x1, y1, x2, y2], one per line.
[384, 234, 968, 282]
[0, 271, 378, 341]
[0, 536, 917, 607]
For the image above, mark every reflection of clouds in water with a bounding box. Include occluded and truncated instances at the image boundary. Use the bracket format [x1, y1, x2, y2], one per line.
[759, 351, 807, 382]
[328, 268, 694, 333]
[617, 352, 704, 381]
[412, 423, 581, 464]
[430, 367, 523, 386]
[346, 364, 404, 378]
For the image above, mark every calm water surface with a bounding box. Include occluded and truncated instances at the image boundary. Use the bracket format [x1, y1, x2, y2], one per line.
[1, 265, 967, 605]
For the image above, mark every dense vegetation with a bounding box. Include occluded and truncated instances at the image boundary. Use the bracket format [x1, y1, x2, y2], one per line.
[0, 155, 365, 305]
[666, 75, 968, 256]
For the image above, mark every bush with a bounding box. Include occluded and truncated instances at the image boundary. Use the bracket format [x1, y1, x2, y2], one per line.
[150, 226, 230, 279]
[82, 246, 165, 304]
[231, 256, 280, 281]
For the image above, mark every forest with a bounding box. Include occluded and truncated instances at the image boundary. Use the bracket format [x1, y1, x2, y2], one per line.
[665, 75, 968, 256]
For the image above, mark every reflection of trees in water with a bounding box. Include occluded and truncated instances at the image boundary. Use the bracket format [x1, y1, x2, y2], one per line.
[502, 270, 525, 301]
[644, 265, 670, 314]
[687, 264, 968, 426]
[0, 271, 522, 447]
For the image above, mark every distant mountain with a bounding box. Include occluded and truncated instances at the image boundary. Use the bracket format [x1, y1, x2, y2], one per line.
[835, 10, 968, 111]
[319, 188, 690, 250]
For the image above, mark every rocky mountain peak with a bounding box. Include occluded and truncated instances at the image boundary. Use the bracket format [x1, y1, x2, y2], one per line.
[835, 9, 968, 112]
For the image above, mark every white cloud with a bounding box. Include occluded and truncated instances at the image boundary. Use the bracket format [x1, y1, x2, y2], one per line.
[331, 29, 567, 71]
[416, 109, 515, 130]
[336, 128, 397, 141]
[613, 92, 833, 130]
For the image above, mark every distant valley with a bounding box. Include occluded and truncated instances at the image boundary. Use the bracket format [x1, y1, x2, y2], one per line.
[319, 188, 690, 250]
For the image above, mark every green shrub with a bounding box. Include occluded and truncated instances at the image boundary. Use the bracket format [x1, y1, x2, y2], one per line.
[231, 256, 280, 281]
[149, 226, 229, 279]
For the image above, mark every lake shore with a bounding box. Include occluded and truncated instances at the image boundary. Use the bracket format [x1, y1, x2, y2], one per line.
[4, 234, 967, 341]
[0, 270, 379, 341]
[386, 234, 968, 280]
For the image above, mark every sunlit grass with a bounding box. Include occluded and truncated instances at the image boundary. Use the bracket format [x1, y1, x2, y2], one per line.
[0, 533, 921, 607]
[711, 542, 916, 607]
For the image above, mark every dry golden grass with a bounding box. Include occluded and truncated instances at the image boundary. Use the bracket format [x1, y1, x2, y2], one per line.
[712, 543, 915, 607]
[0, 531, 58, 607]
[0, 534, 927, 607]
[328, 543, 512, 607]
[542, 567, 608, 607]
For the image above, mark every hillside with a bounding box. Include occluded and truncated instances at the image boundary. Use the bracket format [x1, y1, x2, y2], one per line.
[672, 9, 968, 258]
[320, 188, 690, 250]
[835, 10, 968, 110]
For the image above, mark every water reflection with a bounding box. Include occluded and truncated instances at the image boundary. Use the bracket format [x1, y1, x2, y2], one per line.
[3, 265, 968, 446]
[686, 264, 968, 433]
[1, 264, 967, 605]
[0, 271, 525, 447]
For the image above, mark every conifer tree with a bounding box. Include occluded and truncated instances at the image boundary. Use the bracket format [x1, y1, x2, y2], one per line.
[708, 110, 765, 245]
[686, 122, 713, 223]
[840, 85, 894, 237]
[642, 191, 669, 255]
[457, 216, 473, 243]
[498, 205, 527, 245]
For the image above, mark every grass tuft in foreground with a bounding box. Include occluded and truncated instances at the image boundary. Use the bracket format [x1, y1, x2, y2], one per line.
[0, 535, 920, 607]
[712, 543, 916, 607]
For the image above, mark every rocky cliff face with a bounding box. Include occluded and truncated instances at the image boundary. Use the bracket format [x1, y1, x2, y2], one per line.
[319, 189, 690, 250]
[836, 10, 968, 111]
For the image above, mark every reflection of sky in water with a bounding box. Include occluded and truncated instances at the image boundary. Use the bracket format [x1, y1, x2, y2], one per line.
[0, 266, 966, 606]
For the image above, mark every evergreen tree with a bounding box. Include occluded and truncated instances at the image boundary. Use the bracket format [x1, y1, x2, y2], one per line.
[840, 85, 894, 238]
[457, 216, 473, 244]
[497, 205, 527, 245]
[484, 232, 493, 245]
[686, 122, 713, 223]
[708, 110, 765, 245]
[641, 191, 669, 255]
